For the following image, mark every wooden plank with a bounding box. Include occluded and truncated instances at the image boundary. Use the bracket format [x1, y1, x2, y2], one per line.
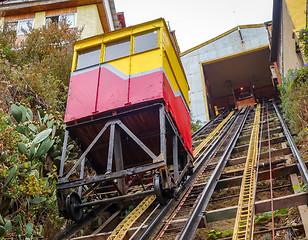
[227, 147, 291, 166]
[216, 162, 301, 189]
[1, 0, 103, 16]
[290, 174, 308, 236]
[238, 127, 282, 141]
[232, 136, 286, 153]
[96, 2, 110, 32]
[205, 192, 308, 222]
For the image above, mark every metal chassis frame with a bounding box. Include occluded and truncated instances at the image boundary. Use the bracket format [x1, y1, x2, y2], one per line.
[56, 104, 188, 209]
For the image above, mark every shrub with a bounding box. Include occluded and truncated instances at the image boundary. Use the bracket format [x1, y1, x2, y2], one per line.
[0, 20, 82, 114]
[279, 66, 308, 143]
[0, 103, 78, 239]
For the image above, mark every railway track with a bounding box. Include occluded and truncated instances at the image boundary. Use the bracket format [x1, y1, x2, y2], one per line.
[54, 102, 308, 240]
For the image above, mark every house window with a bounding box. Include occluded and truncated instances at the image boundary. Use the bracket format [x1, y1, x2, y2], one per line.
[17, 19, 34, 35]
[104, 38, 130, 62]
[46, 13, 76, 28]
[4, 19, 34, 35]
[134, 31, 157, 53]
[3, 21, 18, 32]
[76, 45, 101, 70]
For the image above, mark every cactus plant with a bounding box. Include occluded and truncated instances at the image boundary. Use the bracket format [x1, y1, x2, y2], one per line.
[0, 102, 78, 238]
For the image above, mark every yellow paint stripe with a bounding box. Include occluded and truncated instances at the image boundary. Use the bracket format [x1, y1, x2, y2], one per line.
[180, 23, 266, 56]
[232, 104, 261, 240]
[193, 111, 234, 158]
[200, 45, 269, 66]
[107, 195, 156, 240]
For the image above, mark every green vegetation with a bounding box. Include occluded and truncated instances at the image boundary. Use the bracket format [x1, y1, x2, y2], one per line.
[206, 229, 233, 239]
[279, 66, 308, 143]
[0, 20, 82, 239]
[0, 20, 82, 113]
[278, 28, 308, 145]
[255, 208, 288, 223]
[191, 119, 203, 133]
[0, 103, 77, 238]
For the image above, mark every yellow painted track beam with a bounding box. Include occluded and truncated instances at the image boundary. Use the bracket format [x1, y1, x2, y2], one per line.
[107, 195, 156, 240]
[193, 111, 234, 158]
[232, 104, 261, 240]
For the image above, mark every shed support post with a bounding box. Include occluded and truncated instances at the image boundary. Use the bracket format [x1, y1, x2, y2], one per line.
[114, 125, 126, 195]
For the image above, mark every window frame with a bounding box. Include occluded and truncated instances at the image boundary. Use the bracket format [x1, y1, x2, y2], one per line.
[45, 12, 76, 28]
[103, 37, 131, 62]
[75, 44, 102, 71]
[16, 19, 34, 35]
[133, 30, 159, 54]
[101, 28, 160, 63]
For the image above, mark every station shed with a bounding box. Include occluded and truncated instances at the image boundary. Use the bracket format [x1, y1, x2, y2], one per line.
[181, 24, 277, 123]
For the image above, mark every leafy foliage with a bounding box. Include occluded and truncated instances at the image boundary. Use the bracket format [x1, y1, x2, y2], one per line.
[279, 66, 308, 143]
[298, 29, 308, 61]
[0, 103, 78, 239]
[0, 20, 82, 114]
[191, 119, 203, 133]
[0, 18, 84, 239]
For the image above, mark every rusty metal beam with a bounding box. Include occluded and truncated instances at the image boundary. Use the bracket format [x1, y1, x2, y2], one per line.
[57, 159, 165, 190]
[238, 127, 282, 142]
[227, 147, 291, 166]
[232, 136, 286, 153]
[205, 192, 308, 222]
[216, 162, 304, 190]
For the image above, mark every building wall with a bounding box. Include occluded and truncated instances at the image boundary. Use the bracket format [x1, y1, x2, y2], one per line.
[77, 5, 104, 39]
[180, 25, 269, 123]
[33, 12, 45, 28]
[0, 17, 3, 31]
[285, 0, 306, 32]
[281, 0, 304, 76]
[1, 3, 107, 39]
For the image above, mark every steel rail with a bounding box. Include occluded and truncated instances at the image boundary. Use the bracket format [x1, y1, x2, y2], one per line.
[178, 108, 250, 240]
[53, 204, 112, 240]
[154, 118, 243, 240]
[136, 109, 240, 240]
[193, 112, 235, 166]
[192, 110, 225, 140]
[193, 111, 235, 157]
[273, 103, 308, 185]
[267, 104, 275, 239]
[107, 195, 156, 240]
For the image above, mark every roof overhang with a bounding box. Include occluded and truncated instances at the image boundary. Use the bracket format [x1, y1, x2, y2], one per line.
[270, 0, 282, 62]
[181, 23, 266, 56]
[0, 0, 101, 16]
[0, 0, 110, 32]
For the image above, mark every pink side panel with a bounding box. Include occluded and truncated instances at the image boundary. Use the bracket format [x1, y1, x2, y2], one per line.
[64, 69, 99, 122]
[163, 74, 193, 155]
[96, 67, 128, 112]
[64, 68, 192, 156]
[129, 71, 163, 104]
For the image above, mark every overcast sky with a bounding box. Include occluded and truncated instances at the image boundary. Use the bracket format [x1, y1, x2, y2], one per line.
[115, 0, 273, 52]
